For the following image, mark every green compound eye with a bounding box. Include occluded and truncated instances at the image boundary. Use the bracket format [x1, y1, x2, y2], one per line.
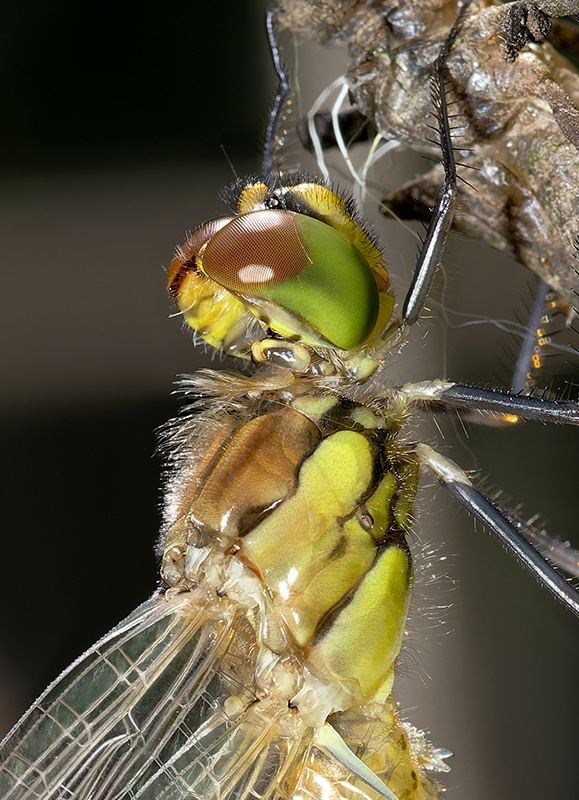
[201, 209, 380, 350]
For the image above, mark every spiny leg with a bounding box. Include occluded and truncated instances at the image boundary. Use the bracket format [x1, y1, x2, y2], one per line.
[262, 8, 290, 183]
[511, 279, 551, 394]
[474, 279, 554, 426]
[401, 1, 472, 326]
[403, 380, 579, 590]
[416, 443, 579, 617]
[402, 380, 579, 424]
[489, 278, 571, 403]
[513, 517, 579, 581]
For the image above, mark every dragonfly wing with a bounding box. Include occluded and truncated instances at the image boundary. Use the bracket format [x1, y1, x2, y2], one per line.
[128, 701, 310, 800]
[0, 591, 248, 800]
[0, 590, 319, 800]
[0, 588, 443, 800]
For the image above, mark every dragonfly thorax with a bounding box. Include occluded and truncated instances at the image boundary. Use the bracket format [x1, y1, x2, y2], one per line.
[161, 383, 416, 712]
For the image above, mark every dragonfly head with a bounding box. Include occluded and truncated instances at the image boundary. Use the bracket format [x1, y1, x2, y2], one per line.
[168, 177, 395, 366]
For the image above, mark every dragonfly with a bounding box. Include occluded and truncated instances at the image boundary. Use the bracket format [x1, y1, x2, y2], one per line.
[1, 4, 578, 800]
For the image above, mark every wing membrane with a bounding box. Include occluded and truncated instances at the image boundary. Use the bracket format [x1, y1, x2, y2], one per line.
[0, 590, 442, 800]
[0, 591, 315, 800]
[0, 591, 245, 800]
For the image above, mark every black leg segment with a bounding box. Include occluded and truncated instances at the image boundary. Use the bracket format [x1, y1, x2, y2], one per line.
[445, 481, 579, 617]
[436, 383, 579, 424]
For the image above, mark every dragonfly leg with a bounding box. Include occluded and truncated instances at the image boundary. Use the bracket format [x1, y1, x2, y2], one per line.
[416, 443, 579, 617]
[401, 2, 472, 326]
[401, 379, 579, 425]
[512, 518, 579, 581]
[251, 338, 313, 372]
[510, 279, 551, 394]
[262, 8, 290, 182]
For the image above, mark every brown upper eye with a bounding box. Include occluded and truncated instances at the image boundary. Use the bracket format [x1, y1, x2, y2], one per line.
[167, 216, 233, 298]
[201, 209, 309, 293]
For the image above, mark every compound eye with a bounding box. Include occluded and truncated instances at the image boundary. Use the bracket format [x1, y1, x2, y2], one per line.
[203, 209, 303, 290]
[202, 209, 379, 350]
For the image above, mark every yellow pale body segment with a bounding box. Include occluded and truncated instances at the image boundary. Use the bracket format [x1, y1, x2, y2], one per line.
[242, 431, 377, 647]
[331, 696, 446, 800]
[176, 269, 248, 352]
[309, 544, 411, 701]
[274, 521, 376, 649]
[365, 473, 398, 541]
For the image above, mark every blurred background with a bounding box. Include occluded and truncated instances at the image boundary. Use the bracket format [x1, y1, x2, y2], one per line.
[0, 2, 577, 799]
